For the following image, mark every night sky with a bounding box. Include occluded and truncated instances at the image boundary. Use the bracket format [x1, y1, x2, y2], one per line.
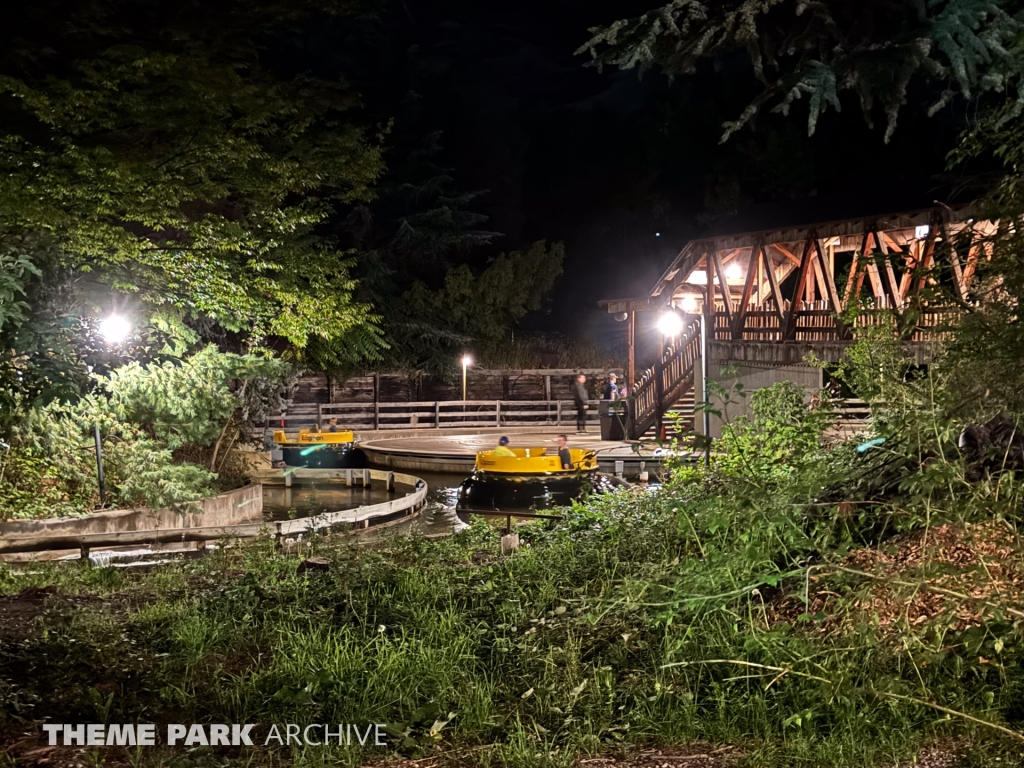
[302, 0, 976, 360]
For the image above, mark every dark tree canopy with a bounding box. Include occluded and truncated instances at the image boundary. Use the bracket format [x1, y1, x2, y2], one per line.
[0, 0, 386, 353]
[577, 0, 1024, 142]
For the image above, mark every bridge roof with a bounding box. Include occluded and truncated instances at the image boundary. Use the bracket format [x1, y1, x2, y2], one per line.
[601, 203, 990, 313]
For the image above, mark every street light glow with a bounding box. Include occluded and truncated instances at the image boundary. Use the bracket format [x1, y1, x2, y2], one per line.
[462, 354, 473, 368]
[725, 263, 743, 280]
[98, 315, 131, 344]
[680, 296, 698, 313]
[658, 311, 684, 337]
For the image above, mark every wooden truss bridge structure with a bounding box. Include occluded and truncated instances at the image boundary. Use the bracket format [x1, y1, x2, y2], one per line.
[602, 205, 996, 439]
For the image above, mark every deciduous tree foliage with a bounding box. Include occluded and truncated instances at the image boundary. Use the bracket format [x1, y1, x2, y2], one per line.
[397, 240, 565, 372]
[0, 0, 386, 352]
[577, 0, 1024, 142]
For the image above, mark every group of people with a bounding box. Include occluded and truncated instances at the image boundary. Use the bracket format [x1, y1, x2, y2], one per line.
[492, 434, 574, 470]
[572, 371, 627, 434]
[489, 370, 625, 467]
[311, 418, 342, 433]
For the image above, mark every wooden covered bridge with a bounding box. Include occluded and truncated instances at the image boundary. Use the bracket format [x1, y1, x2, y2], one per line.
[602, 205, 995, 439]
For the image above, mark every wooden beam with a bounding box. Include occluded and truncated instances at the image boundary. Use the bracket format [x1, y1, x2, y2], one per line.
[812, 255, 829, 302]
[845, 232, 870, 304]
[762, 248, 787, 323]
[772, 243, 802, 266]
[939, 221, 966, 301]
[784, 238, 815, 339]
[962, 242, 981, 294]
[898, 240, 920, 299]
[913, 230, 938, 294]
[873, 231, 903, 310]
[709, 244, 734, 325]
[733, 243, 761, 339]
[814, 238, 849, 338]
[865, 261, 886, 299]
[881, 232, 904, 252]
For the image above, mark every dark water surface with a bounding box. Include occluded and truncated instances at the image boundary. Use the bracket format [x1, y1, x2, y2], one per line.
[261, 469, 471, 537]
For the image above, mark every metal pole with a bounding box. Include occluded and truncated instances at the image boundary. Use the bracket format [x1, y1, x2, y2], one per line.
[701, 287, 711, 467]
[93, 423, 106, 506]
[462, 362, 467, 402]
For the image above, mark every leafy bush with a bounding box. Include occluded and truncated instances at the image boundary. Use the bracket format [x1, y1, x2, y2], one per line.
[0, 347, 290, 519]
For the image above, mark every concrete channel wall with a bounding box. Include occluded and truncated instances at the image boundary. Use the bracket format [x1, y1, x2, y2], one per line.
[0, 485, 263, 562]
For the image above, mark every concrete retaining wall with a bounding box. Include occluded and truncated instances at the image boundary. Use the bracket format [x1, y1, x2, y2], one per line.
[0, 485, 262, 562]
[694, 356, 824, 439]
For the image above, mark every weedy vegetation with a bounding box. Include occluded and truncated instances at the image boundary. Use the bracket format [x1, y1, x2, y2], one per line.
[5, 332, 1024, 768]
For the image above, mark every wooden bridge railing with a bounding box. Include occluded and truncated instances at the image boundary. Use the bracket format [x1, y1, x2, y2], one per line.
[709, 300, 961, 342]
[630, 321, 702, 439]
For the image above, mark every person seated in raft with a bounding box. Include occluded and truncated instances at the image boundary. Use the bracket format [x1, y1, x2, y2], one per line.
[327, 417, 340, 433]
[556, 434, 572, 470]
[493, 435, 515, 456]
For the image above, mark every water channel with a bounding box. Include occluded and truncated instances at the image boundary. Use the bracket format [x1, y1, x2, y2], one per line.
[261, 469, 472, 537]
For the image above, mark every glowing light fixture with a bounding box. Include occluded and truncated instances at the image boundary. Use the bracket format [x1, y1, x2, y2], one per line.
[725, 263, 743, 281]
[680, 296, 698, 313]
[658, 311, 684, 337]
[915, 225, 930, 239]
[98, 315, 131, 344]
[686, 270, 707, 285]
[461, 354, 473, 401]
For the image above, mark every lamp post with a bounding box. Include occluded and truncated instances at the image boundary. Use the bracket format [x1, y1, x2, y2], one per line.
[461, 354, 473, 402]
[700, 286, 711, 467]
[93, 314, 131, 507]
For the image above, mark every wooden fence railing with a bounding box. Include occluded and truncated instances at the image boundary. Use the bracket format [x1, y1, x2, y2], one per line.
[313, 399, 607, 431]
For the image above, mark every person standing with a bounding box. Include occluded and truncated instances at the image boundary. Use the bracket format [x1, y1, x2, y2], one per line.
[556, 434, 573, 469]
[573, 373, 589, 434]
[600, 372, 619, 400]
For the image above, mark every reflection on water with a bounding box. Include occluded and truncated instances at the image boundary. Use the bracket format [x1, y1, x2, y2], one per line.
[261, 469, 659, 540]
[261, 470, 472, 535]
[262, 484, 392, 521]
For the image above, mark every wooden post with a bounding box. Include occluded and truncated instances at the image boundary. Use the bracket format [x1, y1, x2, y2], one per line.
[544, 375, 551, 401]
[374, 401, 379, 430]
[386, 471, 395, 491]
[434, 401, 440, 428]
[627, 309, 636, 389]
[496, 401, 501, 427]
[556, 400, 562, 425]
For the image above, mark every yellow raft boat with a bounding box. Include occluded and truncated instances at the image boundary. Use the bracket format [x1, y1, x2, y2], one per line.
[273, 429, 368, 469]
[457, 446, 612, 512]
